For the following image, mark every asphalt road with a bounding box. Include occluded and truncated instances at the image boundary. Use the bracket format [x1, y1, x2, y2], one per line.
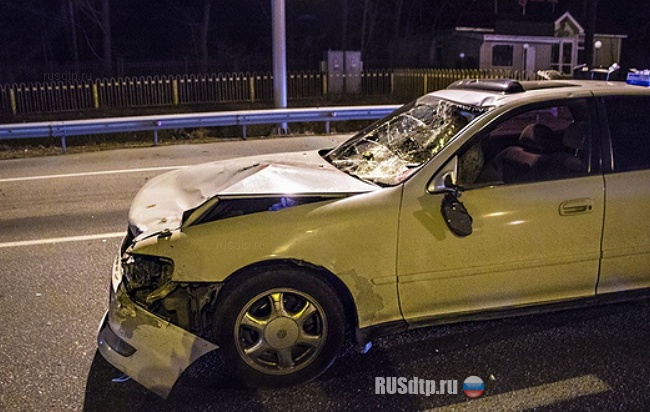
[1, 136, 650, 411]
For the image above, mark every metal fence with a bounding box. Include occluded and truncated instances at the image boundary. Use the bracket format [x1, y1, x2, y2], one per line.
[391, 68, 536, 99]
[0, 69, 535, 116]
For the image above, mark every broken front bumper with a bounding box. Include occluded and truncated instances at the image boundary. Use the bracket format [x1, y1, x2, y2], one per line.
[97, 256, 218, 398]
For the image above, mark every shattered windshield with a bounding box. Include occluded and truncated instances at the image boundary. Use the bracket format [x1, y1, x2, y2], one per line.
[326, 97, 488, 185]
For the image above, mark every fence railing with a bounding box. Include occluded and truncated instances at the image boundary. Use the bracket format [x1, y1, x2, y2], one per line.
[0, 69, 536, 116]
[392, 68, 536, 99]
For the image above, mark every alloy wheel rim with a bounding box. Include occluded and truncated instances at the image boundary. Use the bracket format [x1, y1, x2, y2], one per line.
[235, 288, 328, 375]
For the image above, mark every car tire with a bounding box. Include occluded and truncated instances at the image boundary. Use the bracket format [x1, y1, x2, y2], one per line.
[212, 265, 346, 388]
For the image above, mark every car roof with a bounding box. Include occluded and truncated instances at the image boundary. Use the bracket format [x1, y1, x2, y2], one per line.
[424, 79, 650, 108]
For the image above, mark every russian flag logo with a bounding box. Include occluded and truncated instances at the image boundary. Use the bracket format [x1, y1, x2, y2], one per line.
[463, 376, 485, 398]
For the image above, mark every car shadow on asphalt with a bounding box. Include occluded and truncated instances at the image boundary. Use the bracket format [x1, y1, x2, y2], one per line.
[83, 343, 424, 412]
[83, 299, 650, 411]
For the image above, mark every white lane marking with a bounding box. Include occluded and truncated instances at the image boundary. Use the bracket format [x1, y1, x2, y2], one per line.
[427, 375, 610, 412]
[0, 165, 185, 183]
[0, 232, 125, 248]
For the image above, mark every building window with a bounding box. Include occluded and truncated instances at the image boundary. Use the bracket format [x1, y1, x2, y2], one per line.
[551, 41, 574, 74]
[492, 45, 513, 67]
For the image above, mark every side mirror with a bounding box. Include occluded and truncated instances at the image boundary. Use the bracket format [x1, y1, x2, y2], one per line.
[429, 156, 473, 236]
[441, 192, 473, 237]
[428, 156, 458, 193]
[440, 159, 473, 236]
[443, 172, 458, 192]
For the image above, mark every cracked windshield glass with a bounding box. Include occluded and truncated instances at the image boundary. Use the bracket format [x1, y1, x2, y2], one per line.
[327, 98, 488, 185]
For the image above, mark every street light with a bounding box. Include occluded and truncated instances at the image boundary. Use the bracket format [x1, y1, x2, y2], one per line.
[593, 40, 603, 67]
[272, 0, 288, 133]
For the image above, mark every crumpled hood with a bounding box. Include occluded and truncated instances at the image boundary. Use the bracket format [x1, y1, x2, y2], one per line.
[128, 150, 378, 235]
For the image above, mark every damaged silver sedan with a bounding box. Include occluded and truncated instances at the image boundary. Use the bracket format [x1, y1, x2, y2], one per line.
[98, 79, 650, 397]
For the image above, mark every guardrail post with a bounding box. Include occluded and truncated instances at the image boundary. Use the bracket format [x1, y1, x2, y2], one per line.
[9, 88, 17, 115]
[154, 121, 161, 145]
[92, 84, 100, 109]
[60, 136, 67, 154]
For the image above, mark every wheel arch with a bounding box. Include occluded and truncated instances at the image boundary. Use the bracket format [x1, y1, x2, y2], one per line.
[216, 259, 359, 333]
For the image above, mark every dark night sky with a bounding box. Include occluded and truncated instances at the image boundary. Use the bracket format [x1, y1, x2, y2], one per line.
[1, 0, 649, 79]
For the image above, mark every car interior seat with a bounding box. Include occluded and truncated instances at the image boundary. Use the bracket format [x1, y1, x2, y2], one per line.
[492, 123, 555, 183]
[549, 121, 587, 177]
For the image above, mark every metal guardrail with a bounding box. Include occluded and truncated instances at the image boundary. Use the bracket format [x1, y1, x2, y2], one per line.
[0, 105, 400, 153]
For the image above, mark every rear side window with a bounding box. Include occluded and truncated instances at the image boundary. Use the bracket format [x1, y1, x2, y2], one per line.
[605, 95, 650, 172]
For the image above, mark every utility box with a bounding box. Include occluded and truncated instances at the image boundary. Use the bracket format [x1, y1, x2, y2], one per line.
[324, 51, 363, 94]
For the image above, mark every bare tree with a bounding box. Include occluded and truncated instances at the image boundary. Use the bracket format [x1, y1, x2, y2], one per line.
[199, 0, 213, 72]
[64, 0, 79, 63]
[101, 0, 111, 73]
[0, 0, 60, 63]
[582, 0, 599, 66]
[168, 0, 214, 73]
[360, 0, 379, 59]
[340, 0, 350, 50]
[430, 0, 477, 35]
[389, 0, 404, 67]
[76, 0, 112, 74]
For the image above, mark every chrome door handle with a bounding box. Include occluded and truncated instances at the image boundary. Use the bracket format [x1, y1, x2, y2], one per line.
[559, 198, 594, 216]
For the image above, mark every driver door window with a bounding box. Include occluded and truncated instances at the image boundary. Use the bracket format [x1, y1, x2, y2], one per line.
[458, 101, 591, 187]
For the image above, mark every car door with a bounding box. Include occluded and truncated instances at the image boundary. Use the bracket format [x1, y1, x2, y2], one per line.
[598, 95, 650, 294]
[397, 99, 605, 323]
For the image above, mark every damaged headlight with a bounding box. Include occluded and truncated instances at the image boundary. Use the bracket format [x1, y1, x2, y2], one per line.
[121, 254, 221, 334]
[122, 255, 175, 306]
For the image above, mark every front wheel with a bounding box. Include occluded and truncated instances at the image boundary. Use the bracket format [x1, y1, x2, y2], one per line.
[213, 266, 346, 388]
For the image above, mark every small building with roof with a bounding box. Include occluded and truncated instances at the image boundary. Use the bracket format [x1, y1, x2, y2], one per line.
[431, 8, 626, 74]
